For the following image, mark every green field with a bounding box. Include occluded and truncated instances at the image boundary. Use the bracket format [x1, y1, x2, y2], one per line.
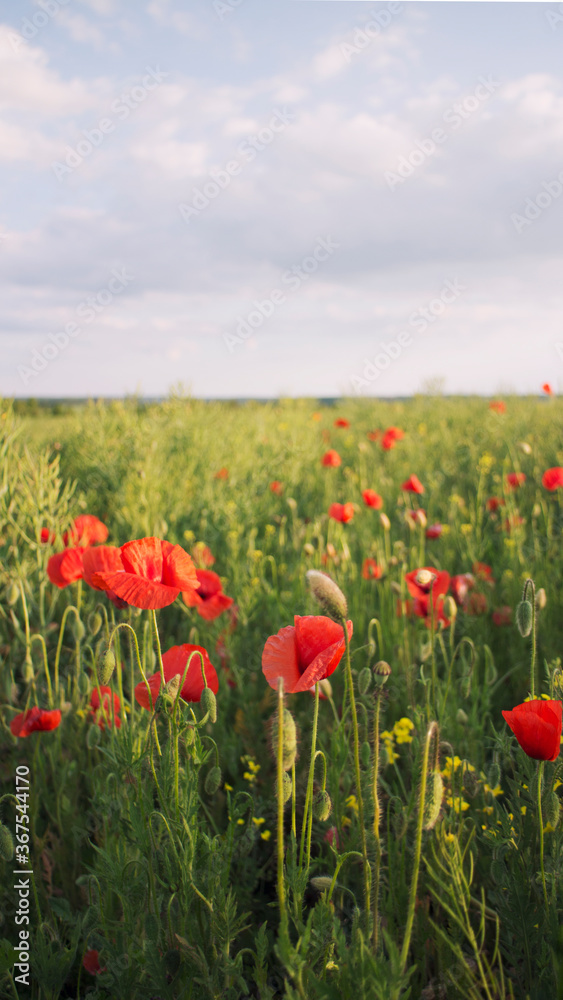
[1, 394, 563, 1000]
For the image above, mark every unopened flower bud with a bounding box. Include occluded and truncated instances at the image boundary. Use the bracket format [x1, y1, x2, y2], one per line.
[280, 771, 292, 804]
[306, 570, 348, 621]
[543, 790, 560, 830]
[415, 509, 427, 528]
[444, 596, 457, 623]
[6, 582, 20, 606]
[270, 708, 297, 771]
[72, 618, 86, 641]
[0, 823, 14, 861]
[360, 741, 371, 767]
[303, 543, 315, 556]
[163, 674, 182, 705]
[201, 686, 217, 723]
[516, 600, 533, 637]
[487, 762, 501, 789]
[456, 708, 468, 725]
[319, 678, 333, 699]
[373, 661, 391, 687]
[423, 772, 444, 831]
[390, 581, 402, 596]
[88, 611, 103, 637]
[536, 588, 547, 611]
[87, 724, 101, 749]
[358, 667, 371, 696]
[97, 648, 116, 687]
[204, 766, 222, 795]
[310, 875, 333, 893]
[463, 769, 479, 798]
[517, 441, 532, 455]
[313, 790, 332, 822]
[380, 513, 391, 531]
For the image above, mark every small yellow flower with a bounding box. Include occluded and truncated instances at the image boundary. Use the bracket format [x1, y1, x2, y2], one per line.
[483, 805, 494, 816]
[461, 523, 473, 535]
[345, 794, 359, 815]
[237, 818, 244, 825]
[260, 830, 271, 841]
[521, 806, 527, 815]
[393, 718, 414, 744]
[444, 832, 455, 844]
[224, 783, 233, 792]
[446, 795, 470, 813]
[252, 817, 265, 826]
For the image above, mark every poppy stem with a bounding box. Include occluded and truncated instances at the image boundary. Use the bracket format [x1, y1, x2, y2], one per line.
[299, 681, 320, 875]
[340, 616, 371, 933]
[537, 760, 549, 908]
[372, 689, 382, 953]
[151, 609, 168, 690]
[277, 678, 287, 927]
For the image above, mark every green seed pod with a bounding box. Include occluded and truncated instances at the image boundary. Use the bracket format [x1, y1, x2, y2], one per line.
[88, 612, 103, 637]
[201, 686, 217, 723]
[205, 766, 222, 795]
[87, 724, 101, 750]
[358, 667, 371, 696]
[490, 858, 508, 887]
[360, 741, 371, 768]
[373, 661, 391, 687]
[97, 648, 116, 687]
[543, 790, 560, 830]
[423, 773, 444, 831]
[0, 823, 14, 862]
[488, 762, 501, 790]
[73, 618, 86, 641]
[306, 570, 348, 621]
[313, 790, 332, 822]
[6, 582, 20, 606]
[516, 600, 533, 638]
[280, 771, 292, 804]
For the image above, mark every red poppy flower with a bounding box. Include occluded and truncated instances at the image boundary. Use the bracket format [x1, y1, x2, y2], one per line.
[506, 472, 526, 490]
[10, 707, 62, 738]
[502, 699, 562, 761]
[134, 643, 219, 710]
[82, 546, 128, 609]
[192, 542, 215, 568]
[401, 475, 424, 494]
[542, 467, 563, 491]
[270, 481, 283, 495]
[334, 418, 350, 428]
[426, 523, 442, 539]
[405, 567, 450, 625]
[182, 569, 234, 621]
[367, 429, 381, 442]
[362, 558, 383, 580]
[83, 950, 106, 975]
[396, 598, 413, 618]
[543, 383, 553, 395]
[473, 562, 494, 583]
[89, 686, 121, 730]
[324, 826, 341, 849]
[215, 467, 229, 480]
[63, 515, 108, 547]
[47, 547, 85, 588]
[322, 450, 341, 467]
[466, 592, 488, 615]
[40, 527, 56, 544]
[329, 502, 355, 523]
[405, 508, 426, 529]
[492, 606, 512, 626]
[262, 615, 353, 694]
[451, 573, 474, 606]
[486, 497, 505, 512]
[362, 489, 383, 509]
[382, 427, 404, 450]
[503, 513, 525, 533]
[91, 537, 199, 610]
[489, 401, 506, 414]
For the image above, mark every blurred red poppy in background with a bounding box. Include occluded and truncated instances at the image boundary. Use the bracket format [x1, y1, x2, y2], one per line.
[543, 383, 553, 395]
[183, 569, 233, 620]
[502, 699, 562, 761]
[90, 686, 121, 730]
[401, 475, 424, 494]
[270, 481, 283, 495]
[334, 418, 350, 428]
[47, 547, 85, 588]
[329, 502, 355, 523]
[262, 615, 353, 693]
[473, 562, 494, 584]
[91, 537, 199, 610]
[362, 558, 383, 580]
[451, 573, 474, 606]
[542, 467, 563, 491]
[426, 523, 442, 539]
[367, 429, 381, 442]
[40, 528, 56, 544]
[83, 546, 128, 608]
[489, 401, 506, 414]
[10, 707, 61, 738]
[506, 472, 526, 489]
[362, 489, 383, 509]
[191, 542, 215, 568]
[492, 606, 512, 626]
[63, 514, 108, 547]
[83, 950, 105, 975]
[486, 497, 505, 512]
[322, 450, 341, 467]
[215, 467, 229, 480]
[382, 427, 404, 450]
[405, 567, 450, 625]
[135, 644, 218, 710]
[466, 592, 488, 615]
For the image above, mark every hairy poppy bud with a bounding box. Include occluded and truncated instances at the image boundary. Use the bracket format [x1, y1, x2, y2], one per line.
[360, 741, 371, 767]
[6, 582, 19, 606]
[543, 790, 560, 830]
[536, 588, 547, 611]
[280, 771, 292, 804]
[390, 581, 402, 596]
[423, 772, 444, 831]
[310, 875, 333, 893]
[456, 708, 468, 725]
[184, 725, 196, 746]
[201, 686, 217, 723]
[306, 570, 348, 621]
[22, 655, 34, 683]
[0, 823, 14, 862]
[517, 441, 532, 455]
[88, 611, 103, 637]
[373, 661, 391, 687]
[205, 766, 222, 795]
[380, 513, 391, 531]
[358, 667, 371, 696]
[82, 905, 100, 934]
[516, 600, 533, 637]
[73, 618, 86, 641]
[444, 596, 457, 623]
[314, 790, 332, 822]
[97, 648, 116, 687]
[463, 769, 479, 798]
[319, 678, 333, 699]
[162, 674, 181, 708]
[487, 762, 501, 789]
[87, 724, 101, 750]
[303, 543, 315, 556]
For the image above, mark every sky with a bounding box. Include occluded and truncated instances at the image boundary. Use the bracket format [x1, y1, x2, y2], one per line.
[1, 0, 563, 399]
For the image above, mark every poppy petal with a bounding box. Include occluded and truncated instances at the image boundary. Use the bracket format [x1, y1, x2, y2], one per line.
[196, 593, 234, 621]
[120, 537, 163, 582]
[262, 625, 300, 693]
[91, 571, 179, 609]
[161, 540, 200, 591]
[83, 545, 124, 589]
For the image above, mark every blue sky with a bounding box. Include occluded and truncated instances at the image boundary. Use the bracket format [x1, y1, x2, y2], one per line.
[1, 0, 563, 398]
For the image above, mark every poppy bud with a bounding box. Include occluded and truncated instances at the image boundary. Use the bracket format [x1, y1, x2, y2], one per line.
[516, 600, 533, 637]
[444, 596, 457, 622]
[0, 823, 14, 862]
[163, 674, 182, 707]
[314, 790, 332, 822]
[280, 771, 292, 804]
[456, 708, 468, 725]
[184, 726, 196, 746]
[98, 648, 116, 687]
[319, 678, 333, 699]
[269, 708, 298, 771]
[536, 588, 547, 611]
[77, 672, 90, 695]
[360, 741, 371, 767]
[22, 655, 34, 683]
[373, 661, 391, 687]
[390, 582, 402, 596]
[201, 686, 217, 723]
[310, 875, 333, 893]
[380, 513, 391, 531]
[205, 766, 222, 795]
[358, 667, 371, 696]
[6, 582, 20, 606]
[462, 769, 479, 798]
[543, 790, 560, 830]
[88, 611, 103, 637]
[306, 570, 348, 621]
[303, 543, 315, 556]
[236, 826, 257, 857]
[517, 441, 532, 455]
[87, 724, 101, 749]
[73, 618, 86, 641]
[423, 773, 444, 831]
[487, 762, 501, 789]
